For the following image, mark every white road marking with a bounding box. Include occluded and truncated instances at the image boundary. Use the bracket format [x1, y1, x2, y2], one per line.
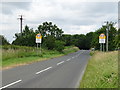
[36, 67, 52, 74]
[0, 79, 22, 89]
[75, 55, 78, 57]
[57, 61, 64, 65]
[66, 58, 71, 61]
[72, 57, 74, 59]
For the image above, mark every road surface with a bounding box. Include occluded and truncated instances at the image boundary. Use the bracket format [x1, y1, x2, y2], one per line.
[1, 50, 90, 89]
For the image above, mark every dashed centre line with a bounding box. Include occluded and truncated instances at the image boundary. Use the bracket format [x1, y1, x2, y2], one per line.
[36, 67, 52, 75]
[66, 58, 71, 61]
[1, 51, 84, 89]
[0, 79, 22, 89]
[57, 61, 65, 65]
[72, 57, 74, 59]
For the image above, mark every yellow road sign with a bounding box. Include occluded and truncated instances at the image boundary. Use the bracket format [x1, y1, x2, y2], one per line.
[36, 33, 42, 43]
[99, 33, 106, 39]
[36, 33, 42, 39]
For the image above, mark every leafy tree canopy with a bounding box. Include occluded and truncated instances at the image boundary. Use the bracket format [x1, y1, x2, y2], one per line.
[0, 35, 10, 45]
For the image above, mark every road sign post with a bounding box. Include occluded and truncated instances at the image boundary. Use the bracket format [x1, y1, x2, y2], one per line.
[99, 33, 106, 52]
[103, 43, 104, 52]
[40, 43, 41, 54]
[100, 43, 102, 51]
[36, 33, 42, 55]
[37, 43, 38, 55]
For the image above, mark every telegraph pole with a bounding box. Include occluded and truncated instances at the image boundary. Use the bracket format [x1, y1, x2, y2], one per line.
[106, 21, 109, 52]
[18, 15, 23, 34]
[104, 21, 109, 52]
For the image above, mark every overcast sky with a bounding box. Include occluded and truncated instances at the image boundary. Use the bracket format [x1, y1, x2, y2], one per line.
[0, 0, 119, 43]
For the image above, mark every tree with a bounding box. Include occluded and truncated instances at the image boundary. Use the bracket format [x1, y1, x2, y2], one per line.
[12, 22, 64, 51]
[12, 21, 118, 51]
[60, 21, 118, 51]
[108, 23, 117, 50]
[85, 32, 94, 49]
[43, 35, 55, 50]
[37, 22, 64, 38]
[0, 35, 10, 45]
[90, 21, 118, 51]
[61, 34, 73, 46]
[75, 34, 86, 49]
[12, 25, 36, 46]
[54, 40, 65, 52]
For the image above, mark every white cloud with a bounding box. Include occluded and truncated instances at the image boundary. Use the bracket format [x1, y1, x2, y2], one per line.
[0, 1, 118, 43]
[64, 25, 97, 34]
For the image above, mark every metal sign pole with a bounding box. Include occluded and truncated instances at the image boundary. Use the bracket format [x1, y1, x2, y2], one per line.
[100, 43, 102, 51]
[37, 43, 38, 55]
[40, 43, 41, 54]
[101, 43, 103, 51]
[103, 43, 104, 52]
[100, 43, 101, 51]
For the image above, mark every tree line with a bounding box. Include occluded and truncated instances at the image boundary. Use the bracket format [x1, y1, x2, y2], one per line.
[13, 22, 65, 52]
[1, 21, 120, 51]
[61, 21, 119, 51]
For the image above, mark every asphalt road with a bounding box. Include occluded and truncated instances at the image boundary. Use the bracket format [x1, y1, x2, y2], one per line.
[1, 50, 90, 89]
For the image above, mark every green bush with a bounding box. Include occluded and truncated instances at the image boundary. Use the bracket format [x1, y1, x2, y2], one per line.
[43, 36, 55, 50]
[54, 40, 65, 52]
[0, 35, 10, 45]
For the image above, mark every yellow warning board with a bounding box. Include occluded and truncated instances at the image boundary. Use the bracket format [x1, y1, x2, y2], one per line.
[36, 33, 42, 39]
[99, 33, 106, 39]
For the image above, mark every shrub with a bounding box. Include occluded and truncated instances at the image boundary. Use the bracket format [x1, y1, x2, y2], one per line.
[54, 40, 65, 52]
[0, 35, 10, 45]
[43, 36, 55, 50]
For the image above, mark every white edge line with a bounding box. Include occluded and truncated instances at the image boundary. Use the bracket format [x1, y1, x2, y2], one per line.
[57, 61, 64, 65]
[0, 79, 22, 89]
[36, 67, 52, 75]
[75, 61, 88, 88]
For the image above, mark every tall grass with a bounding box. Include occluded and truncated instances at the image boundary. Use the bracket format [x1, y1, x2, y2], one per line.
[2, 45, 36, 61]
[80, 51, 118, 88]
[63, 46, 79, 54]
[1, 45, 79, 68]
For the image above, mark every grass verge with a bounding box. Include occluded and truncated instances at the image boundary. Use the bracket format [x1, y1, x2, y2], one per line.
[80, 51, 118, 88]
[1, 46, 79, 69]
